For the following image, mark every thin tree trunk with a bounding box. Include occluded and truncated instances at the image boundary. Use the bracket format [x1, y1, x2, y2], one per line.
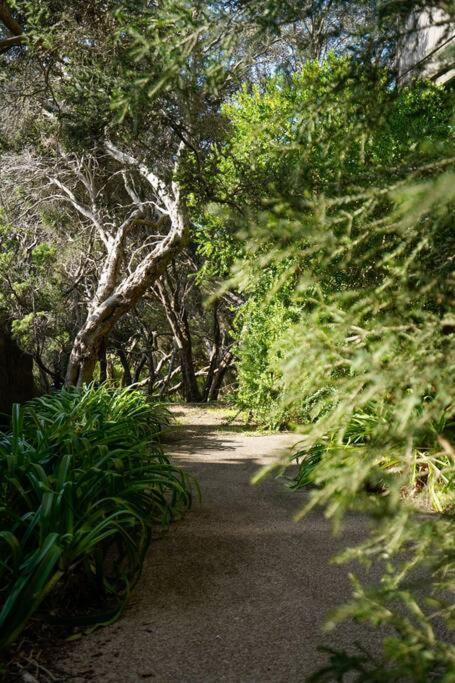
[207, 351, 234, 401]
[155, 280, 201, 402]
[117, 347, 132, 386]
[159, 348, 177, 398]
[179, 332, 201, 402]
[133, 353, 148, 384]
[38, 367, 50, 394]
[33, 353, 64, 389]
[98, 337, 107, 384]
[203, 302, 221, 401]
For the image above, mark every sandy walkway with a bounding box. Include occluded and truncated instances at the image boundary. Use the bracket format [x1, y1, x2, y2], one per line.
[59, 405, 378, 682]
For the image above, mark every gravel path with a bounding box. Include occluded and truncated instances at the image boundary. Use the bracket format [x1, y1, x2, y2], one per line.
[59, 405, 379, 682]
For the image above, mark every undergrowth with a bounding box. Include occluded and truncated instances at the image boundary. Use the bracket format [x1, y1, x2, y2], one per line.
[0, 385, 192, 655]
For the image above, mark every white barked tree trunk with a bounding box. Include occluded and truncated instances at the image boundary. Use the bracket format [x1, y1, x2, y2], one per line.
[62, 142, 189, 387]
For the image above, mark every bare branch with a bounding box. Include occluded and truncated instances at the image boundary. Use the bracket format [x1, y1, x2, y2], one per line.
[105, 140, 177, 210]
[0, 33, 24, 52]
[48, 176, 109, 248]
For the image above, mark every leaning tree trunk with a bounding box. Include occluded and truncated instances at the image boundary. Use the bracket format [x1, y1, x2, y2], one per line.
[64, 141, 189, 387]
[65, 235, 187, 386]
[207, 351, 234, 401]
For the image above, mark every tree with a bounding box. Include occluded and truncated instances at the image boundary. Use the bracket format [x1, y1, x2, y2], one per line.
[64, 141, 190, 387]
[3, 0, 449, 388]
[0, 1, 218, 387]
[0, 0, 269, 389]
[1, 0, 454, 677]
[207, 53, 455, 678]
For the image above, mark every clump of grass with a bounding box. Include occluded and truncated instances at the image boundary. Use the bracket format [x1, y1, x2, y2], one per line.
[0, 385, 192, 651]
[291, 404, 454, 512]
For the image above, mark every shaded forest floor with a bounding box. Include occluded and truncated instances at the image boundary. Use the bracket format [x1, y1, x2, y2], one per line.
[43, 405, 380, 681]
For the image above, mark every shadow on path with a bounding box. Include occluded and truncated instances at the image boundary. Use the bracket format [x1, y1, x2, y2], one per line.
[60, 406, 380, 683]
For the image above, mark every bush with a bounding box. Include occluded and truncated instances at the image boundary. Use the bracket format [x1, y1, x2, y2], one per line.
[0, 385, 192, 651]
[293, 403, 455, 512]
[210, 60, 455, 680]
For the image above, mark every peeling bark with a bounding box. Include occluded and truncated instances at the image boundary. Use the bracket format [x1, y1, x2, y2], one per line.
[64, 142, 188, 387]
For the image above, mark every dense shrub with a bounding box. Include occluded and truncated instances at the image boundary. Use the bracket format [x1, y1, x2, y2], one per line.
[0, 386, 191, 650]
[206, 59, 455, 680]
[214, 63, 453, 431]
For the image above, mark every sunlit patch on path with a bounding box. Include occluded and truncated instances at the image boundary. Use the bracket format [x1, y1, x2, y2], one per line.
[59, 406, 378, 682]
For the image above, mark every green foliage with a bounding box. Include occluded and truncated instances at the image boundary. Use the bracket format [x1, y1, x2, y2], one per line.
[233, 265, 302, 426]
[211, 60, 454, 428]
[0, 386, 192, 651]
[208, 57, 455, 679]
[2, 2, 455, 677]
[195, 205, 243, 281]
[0, 209, 80, 379]
[30, 243, 57, 268]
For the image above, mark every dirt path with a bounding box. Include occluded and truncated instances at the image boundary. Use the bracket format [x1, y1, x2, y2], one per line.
[60, 406, 378, 682]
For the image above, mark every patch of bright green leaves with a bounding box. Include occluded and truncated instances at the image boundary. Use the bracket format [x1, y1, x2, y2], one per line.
[0, 385, 192, 651]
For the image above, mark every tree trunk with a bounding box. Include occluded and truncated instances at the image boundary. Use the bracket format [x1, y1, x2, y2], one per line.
[179, 333, 201, 402]
[207, 351, 234, 401]
[117, 347, 132, 386]
[64, 257, 185, 387]
[203, 302, 221, 401]
[133, 353, 148, 384]
[155, 280, 201, 402]
[98, 338, 107, 384]
[159, 348, 177, 398]
[64, 140, 188, 387]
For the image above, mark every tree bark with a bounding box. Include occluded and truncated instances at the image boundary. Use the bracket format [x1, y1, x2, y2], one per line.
[155, 279, 201, 402]
[179, 330, 202, 402]
[203, 300, 235, 402]
[203, 302, 221, 401]
[64, 142, 188, 387]
[117, 347, 132, 386]
[133, 353, 148, 384]
[98, 337, 107, 384]
[207, 351, 234, 401]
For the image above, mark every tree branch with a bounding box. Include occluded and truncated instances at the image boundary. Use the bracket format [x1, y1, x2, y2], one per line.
[0, 33, 24, 53]
[49, 176, 110, 248]
[105, 141, 170, 205]
[0, 1, 23, 37]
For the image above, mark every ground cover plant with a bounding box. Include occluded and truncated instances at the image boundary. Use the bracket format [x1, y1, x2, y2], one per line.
[0, 385, 192, 653]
